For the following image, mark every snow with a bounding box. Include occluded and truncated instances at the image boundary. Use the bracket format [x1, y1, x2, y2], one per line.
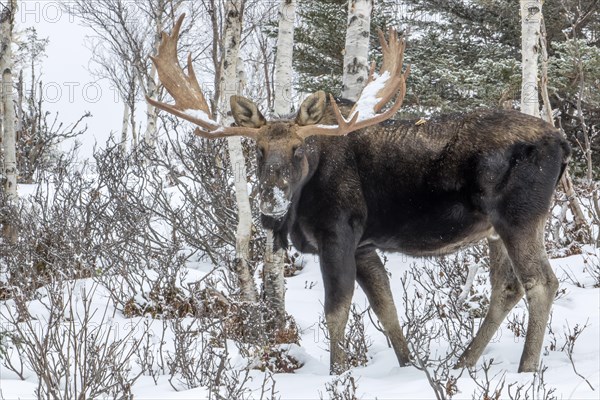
[4, 5, 599, 399]
[311, 71, 393, 134]
[350, 70, 391, 121]
[183, 109, 217, 127]
[1, 251, 598, 399]
[272, 187, 290, 211]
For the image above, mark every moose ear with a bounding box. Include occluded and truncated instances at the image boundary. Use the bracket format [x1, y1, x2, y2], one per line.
[296, 91, 328, 126]
[230, 96, 267, 128]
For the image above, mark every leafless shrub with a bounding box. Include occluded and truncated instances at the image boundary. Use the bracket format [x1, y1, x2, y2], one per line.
[167, 317, 215, 391]
[544, 312, 558, 354]
[581, 251, 600, 288]
[134, 318, 168, 385]
[319, 303, 373, 369]
[151, 123, 250, 267]
[17, 111, 90, 184]
[228, 304, 302, 375]
[165, 314, 280, 399]
[248, 345, 302, 373]
[506, 312, 527, 339]
[561, 320, 595, 391]
[558, 248, 600, 289]
[343, 305, 372, 368]
[401, 245, 489, 400]
[0, 155, 104, 299]
[545, 179, 600, 257]
[506, 364, 558, 400]
[545, 191, 584, 257]
[320, 371, 359, 400]
[468, 358, 506, 400]
[0, 281, 146, 399]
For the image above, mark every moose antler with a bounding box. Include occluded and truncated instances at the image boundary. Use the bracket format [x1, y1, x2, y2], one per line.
[296, 28, 410, 139]
[149, 15, 407, 140]
[147, 14, 259, 139]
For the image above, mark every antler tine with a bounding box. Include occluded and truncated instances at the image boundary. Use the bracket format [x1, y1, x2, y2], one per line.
[147, 14, 259, 139]
[298, 27, 409, 139]
[373, 27, 406, 113]
[149, 14, 209, 112]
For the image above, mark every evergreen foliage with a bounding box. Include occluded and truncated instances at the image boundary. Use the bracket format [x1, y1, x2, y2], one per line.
[294, 0, 401, 97]
[294, 0, 599, 174]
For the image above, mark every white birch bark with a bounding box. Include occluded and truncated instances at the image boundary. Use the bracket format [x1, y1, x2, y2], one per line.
[264, 230, 286, 322]
[144, 36, 160, 148]
[145, 71, 158, 147]
[520, 0, 541, 116]
[342, 0, 373, 101]
[120, 100, 129, 156]
[220, 0, 259, 303]
[265, 0, 296, 328]
[273, 0, 295, 116]
[1, 0, 17, 203]
[130, 75, 138, 149]
[1, 69, 16, 200]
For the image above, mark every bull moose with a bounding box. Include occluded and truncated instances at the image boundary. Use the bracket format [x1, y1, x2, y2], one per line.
[148, 15, 570, 374]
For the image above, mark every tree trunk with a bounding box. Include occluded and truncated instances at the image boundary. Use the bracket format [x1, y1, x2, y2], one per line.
[120, 100, 130, 156]
[273, 0, 295, 116]
[144, 59, 158, 148]
[264, 230, 286, 327]
[219, 0, 259, 303]
[1, 0, 18, 241]
[144, 4, 165, 149]
[2, 68, 16, 201]
[129, 75, 138, 149]
[342, 0, 373, 101]
[520, 0, 541, 116]
[264, 0, 297, 330]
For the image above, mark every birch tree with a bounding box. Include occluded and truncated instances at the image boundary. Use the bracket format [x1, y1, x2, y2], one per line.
[520, 0, 541, 116]
[218, 0, 259, 302]
[342, 0, 373, 101]
[273, 0, 295, 116]
[520, 2, 591, 243]
[261, 0, 297, 329]
[1, 0, 17, 202]
[0, 0, 17, 243]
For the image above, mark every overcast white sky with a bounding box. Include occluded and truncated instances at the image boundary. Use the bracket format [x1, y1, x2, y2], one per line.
[18, 0, 120, 159]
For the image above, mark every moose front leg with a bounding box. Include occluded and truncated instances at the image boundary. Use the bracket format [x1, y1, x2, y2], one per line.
[318, 226, 358, 375]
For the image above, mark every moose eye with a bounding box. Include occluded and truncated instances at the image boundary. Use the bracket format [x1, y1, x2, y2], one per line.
[293, 146, 305, 159]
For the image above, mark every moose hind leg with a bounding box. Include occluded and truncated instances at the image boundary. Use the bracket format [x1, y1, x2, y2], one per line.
[355, 249, 411, 366]
[500, 220, 558, 372]
[456, 237, 524, 369]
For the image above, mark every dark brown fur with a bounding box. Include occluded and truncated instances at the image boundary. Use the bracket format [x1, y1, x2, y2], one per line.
[231, 93, 570, 374]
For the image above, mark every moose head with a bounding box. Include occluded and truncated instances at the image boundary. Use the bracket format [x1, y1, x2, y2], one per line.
[146, 14, 409, 220]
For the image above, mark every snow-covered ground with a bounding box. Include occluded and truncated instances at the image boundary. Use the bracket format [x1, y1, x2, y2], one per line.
[1, 248, 598, 399]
